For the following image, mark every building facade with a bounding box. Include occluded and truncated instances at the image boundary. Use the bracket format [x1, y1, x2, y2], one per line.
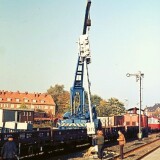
[145, 103, 160, 117]
[0, 108, 34, 123]
[0, 90, 55, 116]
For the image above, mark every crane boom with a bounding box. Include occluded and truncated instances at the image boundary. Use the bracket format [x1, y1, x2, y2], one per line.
[70, 0, 92, 120]
[58, 0, 101, 132]
[83, 0, 91, 34]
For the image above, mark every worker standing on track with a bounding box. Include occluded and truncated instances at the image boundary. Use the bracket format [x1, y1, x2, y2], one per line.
[117, 130, 126, 160]
[95, 130, 104, 160]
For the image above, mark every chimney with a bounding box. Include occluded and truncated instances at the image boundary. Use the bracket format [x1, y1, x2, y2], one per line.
[2, 90, 5, 95]
[133, 107, 137, 114]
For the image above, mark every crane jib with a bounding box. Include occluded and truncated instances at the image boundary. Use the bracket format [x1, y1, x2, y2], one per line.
[83, 1, 91, 35]
[58, 0, 101, 132]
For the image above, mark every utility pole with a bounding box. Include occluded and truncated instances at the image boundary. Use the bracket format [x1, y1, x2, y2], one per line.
[126, 71, 144, 140]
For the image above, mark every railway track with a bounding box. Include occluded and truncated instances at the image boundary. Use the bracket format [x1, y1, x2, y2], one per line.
[113, 134, 160, 160]
[1, 133, 158, 160]
[55, 133, 160, 160]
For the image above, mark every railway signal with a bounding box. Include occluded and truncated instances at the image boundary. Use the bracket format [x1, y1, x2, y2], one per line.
[126, 71, 144, 140]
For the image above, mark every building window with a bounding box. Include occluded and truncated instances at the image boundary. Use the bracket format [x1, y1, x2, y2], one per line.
[132, 122, 136, 126]
[44, 106, 48, 109]
[23, 112, 25, 116]
[7, 98, 11, 102]
[16, 99, 20, 102]
[31, 105, 34, 109]
[24, 99, 28, 103]
[126, 122, 130, 125]
[29, 112, 31, 116]
[37, 106, 41, 109]
[41, 100, 45, 103]
[32, 99, 36, 103]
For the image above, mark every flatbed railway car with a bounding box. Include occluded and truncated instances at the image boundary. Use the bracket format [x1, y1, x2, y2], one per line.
[0, 123, 150, 159]
[0, 128, 90, 158]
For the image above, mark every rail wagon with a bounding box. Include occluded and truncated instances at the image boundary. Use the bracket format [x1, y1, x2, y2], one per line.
[148, 117, 160, 132]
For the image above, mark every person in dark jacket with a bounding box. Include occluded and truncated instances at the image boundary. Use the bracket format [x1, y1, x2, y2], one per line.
[1, 135, 17, 160]
[95, 130, 104, 160]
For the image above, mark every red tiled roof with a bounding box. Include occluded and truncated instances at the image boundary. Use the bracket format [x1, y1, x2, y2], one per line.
[0, 90, 55, 105]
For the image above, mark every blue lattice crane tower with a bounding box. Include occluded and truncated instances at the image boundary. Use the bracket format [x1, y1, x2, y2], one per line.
[58, 0, 101, 132]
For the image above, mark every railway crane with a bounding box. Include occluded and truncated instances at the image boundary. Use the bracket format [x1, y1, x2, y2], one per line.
[58, 0, 101, 133]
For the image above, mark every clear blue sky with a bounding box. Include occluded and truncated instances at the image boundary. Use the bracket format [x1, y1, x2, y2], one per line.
[0, 0, 160, 109]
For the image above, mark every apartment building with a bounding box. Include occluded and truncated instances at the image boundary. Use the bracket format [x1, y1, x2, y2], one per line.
[0, 90, 55, 116]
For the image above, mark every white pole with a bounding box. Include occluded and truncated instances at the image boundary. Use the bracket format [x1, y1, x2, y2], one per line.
[84, 61, 93, 123]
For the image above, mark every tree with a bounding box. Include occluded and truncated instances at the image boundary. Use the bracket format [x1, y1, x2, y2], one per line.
[96, 98, 125, 117]
[47, 84, 126, 117]
[97, 99, 111, 117]
[84, 92, 102, 106]
[57, 91, 70, 113]
[47, 84, 65, 104]
[91, 94, 102, 107]
[47, 84, 70, 115]
[107, 97, 125, 116]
